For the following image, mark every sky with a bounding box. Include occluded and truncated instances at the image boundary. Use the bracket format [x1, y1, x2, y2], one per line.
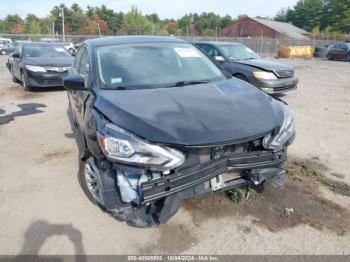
[0, 0, 299, 19]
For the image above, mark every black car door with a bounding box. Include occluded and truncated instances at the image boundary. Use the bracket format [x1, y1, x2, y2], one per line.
[68, 46, 91, 128]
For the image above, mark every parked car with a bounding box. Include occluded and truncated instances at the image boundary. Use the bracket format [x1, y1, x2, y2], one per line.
[327, 43, 350, 61]
[0, 43, 15, 55]
[65, 36, 295, 227]
[6, 42, 74, 91]
[194, 42, 298, 94]
[62, 42, 76, 55]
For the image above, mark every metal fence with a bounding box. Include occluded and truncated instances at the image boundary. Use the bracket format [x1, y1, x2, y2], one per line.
[0, 33, 340, 57]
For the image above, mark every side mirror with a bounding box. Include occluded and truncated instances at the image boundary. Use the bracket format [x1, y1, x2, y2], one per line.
[68, 49, 76, 56]
[64, 74, 85, 90]
[12, 53, 20, 58]
[214, 56, 225, 62]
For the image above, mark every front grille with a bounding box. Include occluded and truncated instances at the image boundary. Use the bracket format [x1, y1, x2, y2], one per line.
[196, 138, 264, 164]
[274, 69, 294, 78]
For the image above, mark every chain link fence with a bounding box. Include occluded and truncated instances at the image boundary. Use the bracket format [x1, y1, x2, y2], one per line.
[0, 33, 340, 57]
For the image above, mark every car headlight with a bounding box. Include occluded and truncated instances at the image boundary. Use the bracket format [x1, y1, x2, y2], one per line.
[25, 65, 47, 72]
[263, 102, 295, 150]
[253, 71, 277, 80]
[97, 123, 185, 171]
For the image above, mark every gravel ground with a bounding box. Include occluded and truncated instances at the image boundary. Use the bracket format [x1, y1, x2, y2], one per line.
[0, 55, 350, 255]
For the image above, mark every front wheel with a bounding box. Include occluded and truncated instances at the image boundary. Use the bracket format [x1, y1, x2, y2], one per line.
[77, 155, 160, 227]
[21, 71, 32, 91]
[78, 156, 105, 206]
[10, 67, 19, 83]
[346, 53, 350, 61]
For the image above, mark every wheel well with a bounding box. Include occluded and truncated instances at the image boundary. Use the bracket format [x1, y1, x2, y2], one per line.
[233, 73, 248, 81]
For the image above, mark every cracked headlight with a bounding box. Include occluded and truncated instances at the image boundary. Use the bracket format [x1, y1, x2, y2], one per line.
[25, 65, 47, 72]
[263, 102, 295, 150]
[97, 123, 185, 171]
[253, 71, 277, 80]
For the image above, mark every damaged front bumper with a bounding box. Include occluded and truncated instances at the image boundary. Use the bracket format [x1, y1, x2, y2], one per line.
[141, 149, 287, 203]
[96, 148, 287, 226]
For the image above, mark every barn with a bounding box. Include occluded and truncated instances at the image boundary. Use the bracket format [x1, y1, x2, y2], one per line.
[220, 17, 310, 39]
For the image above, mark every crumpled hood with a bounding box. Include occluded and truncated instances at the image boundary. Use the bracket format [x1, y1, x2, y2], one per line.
[95, 78, 284, 146]
[235, 58, 293, 71]
[23, 57, 74, 67]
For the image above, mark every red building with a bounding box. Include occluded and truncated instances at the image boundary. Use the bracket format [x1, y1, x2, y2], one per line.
[220, 17, 310, 39]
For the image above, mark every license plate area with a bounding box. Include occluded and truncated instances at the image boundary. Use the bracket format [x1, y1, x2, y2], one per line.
[207, 172, 242, 191]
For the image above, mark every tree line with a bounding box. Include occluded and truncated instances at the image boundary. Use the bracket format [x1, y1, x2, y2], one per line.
[0, 3, 235, 37]
[275, 0, 350, 36]
[1, 1, 349, 38]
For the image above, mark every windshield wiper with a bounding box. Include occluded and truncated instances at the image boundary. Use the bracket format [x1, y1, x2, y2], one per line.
[171, 80, 211, 87]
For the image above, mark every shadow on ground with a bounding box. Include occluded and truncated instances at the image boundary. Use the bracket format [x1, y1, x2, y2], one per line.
[18, 220, 86, 256]
[0, 220, 86, 262]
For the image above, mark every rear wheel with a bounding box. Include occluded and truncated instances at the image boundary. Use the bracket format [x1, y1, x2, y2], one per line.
[21, 71, 32, 91]
[1, 49, 7, 55]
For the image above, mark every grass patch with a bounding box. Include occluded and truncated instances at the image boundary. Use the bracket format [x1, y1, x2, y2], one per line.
[228, 187, 247, 203]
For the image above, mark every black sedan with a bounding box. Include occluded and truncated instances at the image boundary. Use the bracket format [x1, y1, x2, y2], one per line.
[64, 36, 295, 227]
[6, 42, 74, 91]
[194, 42, 298, 94]
[327, 43, 350, 61]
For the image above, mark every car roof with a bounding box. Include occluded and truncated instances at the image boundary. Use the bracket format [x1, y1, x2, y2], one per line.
[20, 42, 64, 46]
[84, 35, 188, 47]
[194, 41, 242, 46]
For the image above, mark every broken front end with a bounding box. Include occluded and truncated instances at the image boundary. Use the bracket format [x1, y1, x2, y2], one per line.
[82, 103, 295, 228]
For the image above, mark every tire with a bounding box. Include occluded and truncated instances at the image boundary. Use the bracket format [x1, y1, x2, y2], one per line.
[1, 49, 7, 55]
[78, 156, 105, 207]
[346, 53, 350, 62]
[21, 71, 32, 91]
[78, 155, 159, 227]
[327, 54, 333, 60]
[10, 67, 19, 83]
[234, 74, 249, 82]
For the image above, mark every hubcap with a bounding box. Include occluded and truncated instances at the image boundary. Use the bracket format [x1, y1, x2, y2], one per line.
[84, 157, 103, 204]
[1, 50, 6, 55]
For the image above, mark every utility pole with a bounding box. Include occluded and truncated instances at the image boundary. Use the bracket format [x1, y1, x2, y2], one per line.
[97, 23, 102, 37]
[61, 7, 65, 42]
[52, 22, 55, 39]
[186, 25, 189, 38]
[215, 26, 218, 42]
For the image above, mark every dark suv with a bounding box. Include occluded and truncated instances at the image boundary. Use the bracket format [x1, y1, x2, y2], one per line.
[195, 42, 298, 94]
[65, 36, 295, 227]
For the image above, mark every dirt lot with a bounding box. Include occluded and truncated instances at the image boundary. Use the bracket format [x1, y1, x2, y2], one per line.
[0, 55, 350, 255]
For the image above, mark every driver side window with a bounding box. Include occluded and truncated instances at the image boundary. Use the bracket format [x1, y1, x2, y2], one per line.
[199, 44, 219, 58]
[74, 47, 89, 88]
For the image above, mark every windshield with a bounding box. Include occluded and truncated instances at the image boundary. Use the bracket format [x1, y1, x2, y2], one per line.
[96, 42, 226, 89]
[23, 45, 71, 58]
[218, 44, 260, 60]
